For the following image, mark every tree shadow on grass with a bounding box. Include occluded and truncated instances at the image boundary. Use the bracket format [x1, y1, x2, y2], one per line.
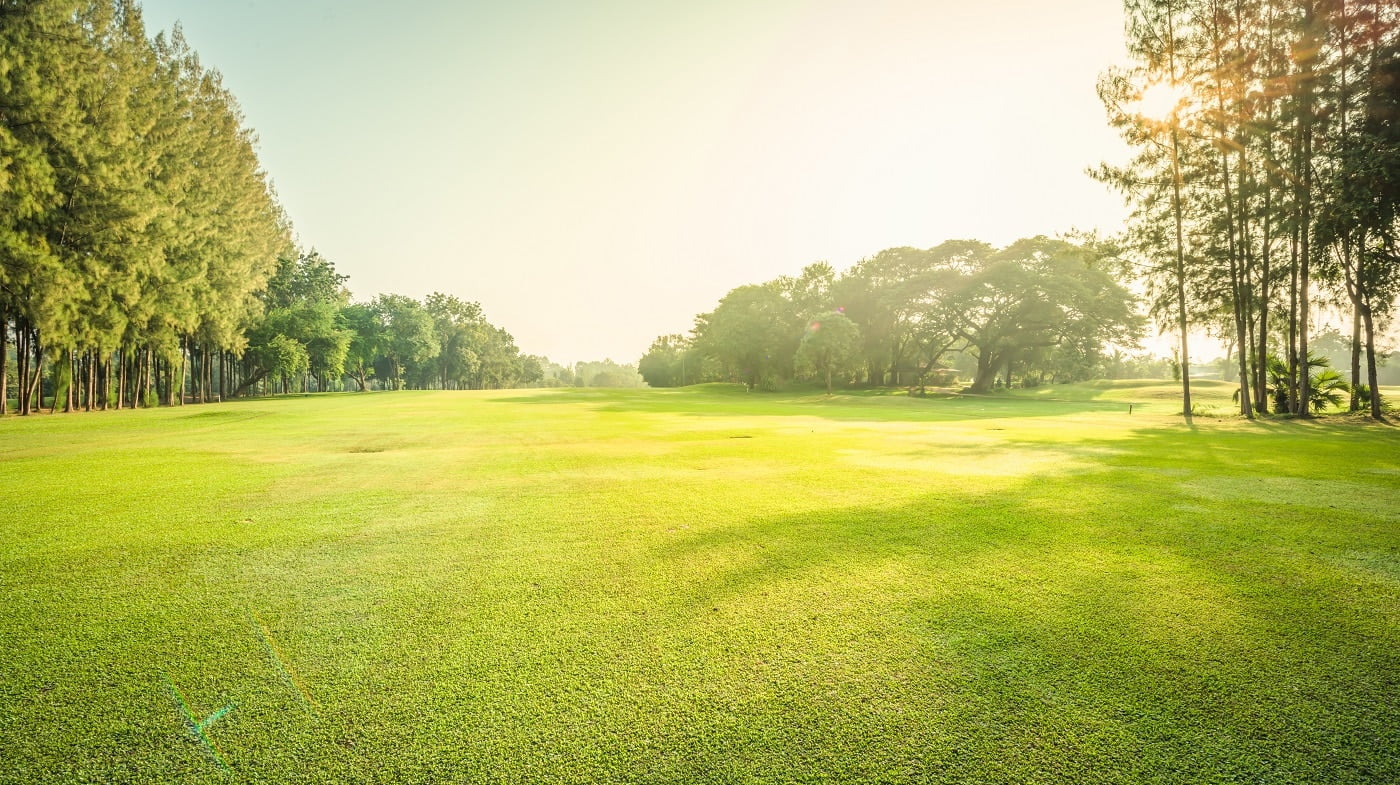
[618, 461, 1400, 784]
[489, 385, 1145, 423]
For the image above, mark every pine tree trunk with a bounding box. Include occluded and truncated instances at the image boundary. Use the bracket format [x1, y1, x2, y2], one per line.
[180, 356, 186, 404]
[0, 307, 8, 417]
[1208, 5, 1251, 418]
[1255, 197, 1271, 414]
[1298, 245, 1311, 416]
[28, 330, 43, 414]
[63, 350, 73, 413]
[116, 348, 126, 410]
[89, 351, 95, 410]
[1350, 303, 1362, 412]
[49, 350, 61, 414]
[1296, 0, 1317, 417]
[138, 349, 148, 407]
[179, 341, 189, 405]
[1226, 214, 1251, 416]
[1287, 224, 1300, 414]
[15, 321, 27, 415]
[17, 327, 26, 415]
[1361, 305, 1381, 420]
[127, 349, 136, 409]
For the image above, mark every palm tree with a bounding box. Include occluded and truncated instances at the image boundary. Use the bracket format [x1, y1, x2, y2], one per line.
[1256, 353, 1351, 414]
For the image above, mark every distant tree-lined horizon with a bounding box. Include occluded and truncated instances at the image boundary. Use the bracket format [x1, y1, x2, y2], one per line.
[6, 0, 1398, 417]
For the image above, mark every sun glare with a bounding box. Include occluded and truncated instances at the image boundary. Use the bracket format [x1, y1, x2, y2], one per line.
[1134, 80, 1192, 122]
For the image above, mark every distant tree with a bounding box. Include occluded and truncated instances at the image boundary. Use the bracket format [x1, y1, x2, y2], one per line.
[240, 251, 350, 395]
[517, 355, 545, 386]
[471, 326, 522, 389]
[904, 241, 994, 388]
[261, 334, 310, 394]
[940, 237, 1142, 393]
[423, 293, 486, 389]
[373, 294, 438, 390]
[1310, 328, 1356, 371]
[794, 312, 862, 394]
[775, 263, 837, 326]
[694, 284, 797, 390]
[833, 247, 938, 386]
[575, 359, 645, 388]
[530, 358, 576, 387]
[638, 334, 693, 387]
[340, 303, 382, 391]
[828, 243, 991, 387]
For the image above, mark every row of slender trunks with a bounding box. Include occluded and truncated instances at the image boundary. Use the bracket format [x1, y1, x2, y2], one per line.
[0, 313, 279, 415]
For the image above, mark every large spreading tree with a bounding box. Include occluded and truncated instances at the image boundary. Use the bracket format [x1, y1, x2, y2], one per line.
[938, 238, 1142, 393]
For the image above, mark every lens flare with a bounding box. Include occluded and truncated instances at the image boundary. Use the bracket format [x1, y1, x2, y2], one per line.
[251, 609, 320, 713]
[166, 675, 235, 772]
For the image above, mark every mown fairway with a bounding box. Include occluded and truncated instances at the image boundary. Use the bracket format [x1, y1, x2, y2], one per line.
[2, 383, 1398, 784]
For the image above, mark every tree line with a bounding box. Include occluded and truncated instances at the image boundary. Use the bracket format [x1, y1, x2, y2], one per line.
[640, 236, 1144, 394]
[0, 1, 551, 415]
[229, 251, 551, 399]
[1098, 0, 1399, 420]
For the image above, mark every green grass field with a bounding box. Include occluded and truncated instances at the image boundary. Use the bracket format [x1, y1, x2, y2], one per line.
[2, 382, 1398, 784]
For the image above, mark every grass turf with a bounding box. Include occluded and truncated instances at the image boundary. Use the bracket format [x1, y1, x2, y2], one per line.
[1, 381, 1397, 783]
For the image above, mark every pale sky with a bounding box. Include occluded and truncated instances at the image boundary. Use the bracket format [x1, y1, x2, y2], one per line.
[138, 0, 1137, 365]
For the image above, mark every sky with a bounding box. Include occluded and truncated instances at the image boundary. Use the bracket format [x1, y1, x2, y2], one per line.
[137, 0, 1140, 365]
